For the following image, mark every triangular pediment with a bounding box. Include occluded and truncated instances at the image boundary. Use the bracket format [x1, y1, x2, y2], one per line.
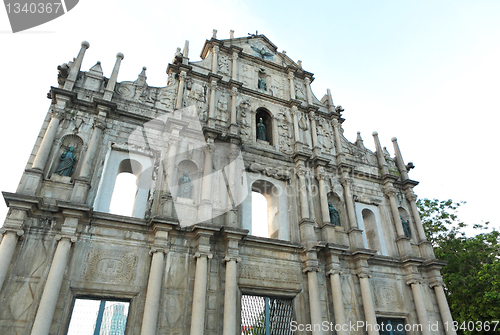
[201, 34, 300, 69]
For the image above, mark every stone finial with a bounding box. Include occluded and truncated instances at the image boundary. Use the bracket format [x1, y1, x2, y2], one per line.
[230, 30, 234, 39]
[63, 41, 90, 91]
[326, 88, 335, 113]
[135, 66, 147, 86]
[391, 136, 410, 180]
[372, 131, 389, 174]
[355, 131, 365, 148]
[212, 29, 217, 39]
[183, 40, 189, 58]
[103, 52, 124, 101]
[297, 60, 302, 69]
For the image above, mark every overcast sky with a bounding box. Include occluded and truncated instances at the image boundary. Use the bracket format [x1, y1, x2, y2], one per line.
[1, 0, 498, 232]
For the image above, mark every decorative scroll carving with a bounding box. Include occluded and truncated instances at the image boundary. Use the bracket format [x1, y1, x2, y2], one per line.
[248, 162, 292, 180]
[218, 54, 230, 76]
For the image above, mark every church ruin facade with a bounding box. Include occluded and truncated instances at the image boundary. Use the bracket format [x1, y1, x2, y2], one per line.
[0, 32, 456, 335]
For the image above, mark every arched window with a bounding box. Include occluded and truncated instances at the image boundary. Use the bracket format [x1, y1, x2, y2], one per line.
[252, 191, 268, 238]
[256, 108, 272, 145]
[251, 180, 280, 239]
[94, 149, 153, 219]
[362, 208, 382, 251]
[109, 159, 142, 217]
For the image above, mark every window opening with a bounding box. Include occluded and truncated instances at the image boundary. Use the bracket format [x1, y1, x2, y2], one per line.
[241, 295, 294, 335]
[66, 298, 130, 335]
[377, 317, 407, 335]
[252, 191, 268, 238]
[109, 172, 138, 217]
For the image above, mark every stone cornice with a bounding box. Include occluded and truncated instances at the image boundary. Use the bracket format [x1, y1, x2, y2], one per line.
[49, 86, 77, 104]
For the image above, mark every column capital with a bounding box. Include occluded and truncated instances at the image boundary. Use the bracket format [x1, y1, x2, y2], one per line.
[357, 272, 372, 279]
[94, 119, 106, 130]
[303, 258, 321, 273]
[55, 234, 77, 243]
[149, 247, 168, 255]
[404, 189, 418, 201]
[406, 278, 423, 286]
[296, 161, 308, 177]
[326, 269, 343, 276]
[213, 45, 219, 53]
[51, 109, 65, 120]
[304, 77, 311, 85]
[194, 251, 213, 259]
[383, 185, 398, 197]
[316, 166, 327, 180]
[0, 228, 24, 237]
[223, 255, 241, 263]
[230, 86, 238, 96]
[231, 51, 239, 60]
[428, 277, 445, 288]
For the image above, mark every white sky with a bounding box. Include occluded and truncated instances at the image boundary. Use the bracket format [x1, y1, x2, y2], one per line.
[1, 0, 499, 233]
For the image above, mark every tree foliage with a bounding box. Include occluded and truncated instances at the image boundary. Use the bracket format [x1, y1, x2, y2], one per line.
[417, 198, 500, 335]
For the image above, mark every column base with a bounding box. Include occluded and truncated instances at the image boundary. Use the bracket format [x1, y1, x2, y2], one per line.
[348, 228, 364, 250]
[225, 209, 238, 227]
[229, 123, 239, 136]
[198, 200, 213, 223]
[17, 169, 43, 196]
[70, 178, 90, 203]
[396, 236, 413, 257]
[418, 240, 435, 259]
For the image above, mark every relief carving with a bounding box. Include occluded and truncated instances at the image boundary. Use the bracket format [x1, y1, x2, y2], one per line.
[83, 250, 138, 284]
[239, 263, 301, 284]
[218, 54, 230, 76]
[372, 280, 404, 310]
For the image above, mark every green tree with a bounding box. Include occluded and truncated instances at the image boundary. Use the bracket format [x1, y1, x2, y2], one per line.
[417, 198, 500, 335]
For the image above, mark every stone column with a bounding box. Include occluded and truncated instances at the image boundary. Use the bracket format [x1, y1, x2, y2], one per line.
[332, 119, 344, 163]
[231, 51, 238, 81]
[358, 273, 379, 335]
[317, 167, 331, 226]
[432, 284, 457, 335]
[78, 119, 106, 179]
[140, 248, 166, 335]
[291, 105, 300, 143]
[309, 111, 319, 149]
[211, 45, 219, 73]
[31, 235, 76, 335]
[32, 110, 64, 172]
[384, 185, 406, 238]
[0, 229, 23, 292]
[230, 86, 237, 125]
[189, 231, 212, 335]
[166, 135, 179, 191]
[208, 79, 218, 120]
[175, 71, 187, 110]
[222, 256, 239, 335]
[199, 140, 214, 222]
[408, 280, 431, 335]
[305, 77, 313, 105]
[296, 162, 310, 220]
[327, 270, 348, 335]
[404, 190, 428, 243]
[304, 259, 323, 335]
[222, 231, 243, 335]
[340, 177, 357, 230]
[288, 71, 295, 100]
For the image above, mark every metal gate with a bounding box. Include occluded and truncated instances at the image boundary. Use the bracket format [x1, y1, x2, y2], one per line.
[241, 295, 294, 335]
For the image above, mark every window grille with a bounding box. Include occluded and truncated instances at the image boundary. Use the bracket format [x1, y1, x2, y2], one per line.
[241, 294, 294, 335]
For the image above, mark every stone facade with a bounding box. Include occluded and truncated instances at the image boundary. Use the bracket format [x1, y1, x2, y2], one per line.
[0, 33, 456, 335]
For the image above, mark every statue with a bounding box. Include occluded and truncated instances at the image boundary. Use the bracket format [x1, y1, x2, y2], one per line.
[172, 47, 183, 65]
[256, 118, 266, 141]
[400, 216, 411, 238]
[54, 147, 76, 177]
[178, 171, 193, 199]
[258, 77, 267, 91]
[328, 203, 341, 226]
